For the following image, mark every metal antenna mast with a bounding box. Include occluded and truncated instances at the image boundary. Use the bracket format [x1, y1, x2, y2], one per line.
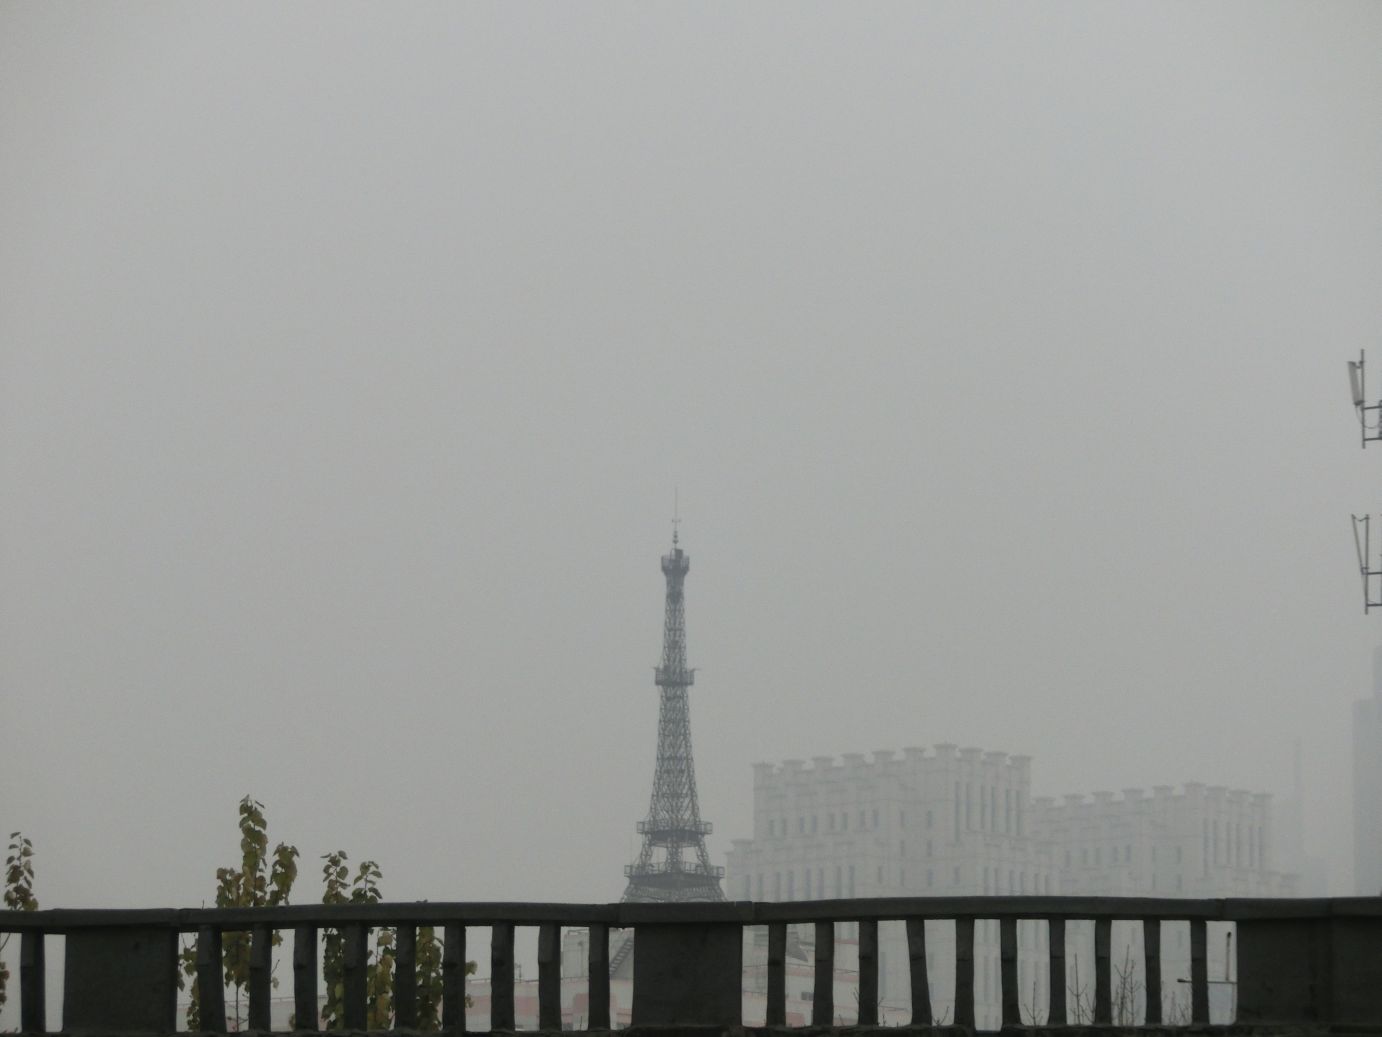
[622, 524, 725, 903]
[1349, 350, 1382, 610]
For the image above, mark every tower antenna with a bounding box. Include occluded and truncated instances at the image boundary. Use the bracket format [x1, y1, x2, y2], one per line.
[672, 488, 680, 546]
[1349, 350, 1382, 447]
[1346, 348, 1382, 611]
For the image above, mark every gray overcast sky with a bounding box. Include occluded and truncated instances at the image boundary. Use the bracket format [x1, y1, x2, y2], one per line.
[2, 2, 1381, 914]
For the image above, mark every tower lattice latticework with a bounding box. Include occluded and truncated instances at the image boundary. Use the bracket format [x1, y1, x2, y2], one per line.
[622, 534, 725, 903]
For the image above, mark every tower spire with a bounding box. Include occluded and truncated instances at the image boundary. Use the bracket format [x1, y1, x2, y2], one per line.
[622, 530, 725, 903]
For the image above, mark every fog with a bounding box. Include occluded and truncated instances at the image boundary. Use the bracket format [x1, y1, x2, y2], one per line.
[3, 3, 1381, 917]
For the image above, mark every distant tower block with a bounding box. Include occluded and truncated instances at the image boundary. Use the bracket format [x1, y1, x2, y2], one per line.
[622, 529, 725, 903]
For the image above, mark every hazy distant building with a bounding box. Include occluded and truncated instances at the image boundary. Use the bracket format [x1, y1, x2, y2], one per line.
[1270, 741, 1329, 896]
[724, 746, 1053, 1028]
[1030, 784, 1292, 898]
[726, 744, 1296, 1028]
[1354, 648, 1382, 895]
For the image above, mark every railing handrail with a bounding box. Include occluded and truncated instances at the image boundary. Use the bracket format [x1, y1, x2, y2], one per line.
[6, 894, 1382, 1031]
[3, 894, 1380, 932]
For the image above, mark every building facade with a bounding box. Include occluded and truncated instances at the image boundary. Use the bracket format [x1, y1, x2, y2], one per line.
[725, 745, 1297, 1029]
[1355, 648, 1382, 895]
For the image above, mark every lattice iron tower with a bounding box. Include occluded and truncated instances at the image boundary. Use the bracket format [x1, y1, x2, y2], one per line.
[622, 529, 725, 902]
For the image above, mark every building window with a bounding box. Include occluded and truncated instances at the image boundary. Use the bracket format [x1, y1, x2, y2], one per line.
[774, 872, 781, 899]
[900, 809, 906, 828]
[835, 865, 843, 896]
[927, 868, 934, 888]
[744, 876, 751, 898]
[811, 815, 818, 834]
[787, 871, 795, 900]
[757, 873, 764, 900]
[859, 809, 866, 830]
[926, 839, 933, 857]
[849, 865, 856, 897]
[842, 813, 848, 832]
[926, 809, 934, 829]
[805, 869, 811, 899]
[900, 840, 906, 857]
[872, 808, 879, 829]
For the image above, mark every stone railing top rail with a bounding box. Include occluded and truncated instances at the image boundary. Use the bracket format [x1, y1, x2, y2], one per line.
[3, 894, 1381, 931]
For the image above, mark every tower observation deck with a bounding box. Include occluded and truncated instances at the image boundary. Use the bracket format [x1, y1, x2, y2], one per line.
[622, 531, 725, 903]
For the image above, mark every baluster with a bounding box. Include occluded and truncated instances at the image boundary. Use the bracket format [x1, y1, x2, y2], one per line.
[586, 923, 609, 1029]
[1143, 919, 1162, 1025]
[766, 923, 786, 1026]
[197, 925, 227, 1032]
[538, 923, 561, 1030]
[954, 917, 975, 1028]
[1190, 919, 1209, 1023]
[443, 924, 467, 1032]
[20, 931, 45, 1033]
[857, 920, 878, 1025]
[1047, 918, 1066, 1026]
[1094, 917, 1111, 1024]
[906, 918, 931, 1025]
[395, 925, 418, 1029]
[491, 923, 515, 1030]
[294, 925, 319, 1031]
[344, 924, 369, 1031]
[249, 924, 273, 1031]
[1000, 918, 1019, 1026]
[812, 921, 834, 1025]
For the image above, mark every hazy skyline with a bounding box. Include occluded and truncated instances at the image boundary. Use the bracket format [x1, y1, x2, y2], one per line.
[3, 2, 1382, 919]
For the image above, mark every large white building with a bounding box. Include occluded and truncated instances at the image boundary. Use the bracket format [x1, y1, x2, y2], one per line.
[725, 744, 1296, 1029]
[1355, 648, 1382, 895]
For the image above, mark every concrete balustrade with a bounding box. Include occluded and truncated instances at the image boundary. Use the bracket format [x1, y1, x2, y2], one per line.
[3, 896, 1379, 1032]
